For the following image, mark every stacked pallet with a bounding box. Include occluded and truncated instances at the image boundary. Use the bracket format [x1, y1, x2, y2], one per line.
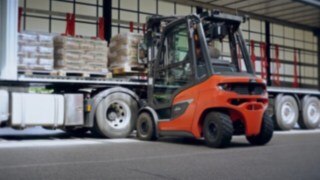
[18, 32, 54, 71]
[54, 36, 108, 73]
[108, 33, 145, 74]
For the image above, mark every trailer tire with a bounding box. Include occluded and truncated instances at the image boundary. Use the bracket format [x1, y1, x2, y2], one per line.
[298, 97, 320, 129]
[246, 113, 274, 145]
[203, 112, 233, 148]
[94, 92, 138, 138]
[274, 95, 299, 130]
[136, 112, 157, 141]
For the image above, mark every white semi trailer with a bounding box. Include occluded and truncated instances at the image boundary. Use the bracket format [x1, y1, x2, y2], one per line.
[0, 0, 319, 139]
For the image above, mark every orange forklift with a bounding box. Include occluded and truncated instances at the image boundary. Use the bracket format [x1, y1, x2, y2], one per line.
[136, 11, 273, 148]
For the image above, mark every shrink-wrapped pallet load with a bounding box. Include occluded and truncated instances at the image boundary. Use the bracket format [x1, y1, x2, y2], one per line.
[108, 33, 143, 71]
[82, 50, 108, 71]
[54, 36, 108, 72]
[83, 39, 108, 72]
[54, 36, 84, 71]
[18, 32, 54, 71]
[37, 34, 55, 69]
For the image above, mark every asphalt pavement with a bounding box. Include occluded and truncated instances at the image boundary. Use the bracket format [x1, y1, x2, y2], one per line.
[0, 128, 319, 180]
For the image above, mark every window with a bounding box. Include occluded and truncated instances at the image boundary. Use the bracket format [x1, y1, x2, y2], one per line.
[166, 24, 189, 64]
[206, 32, 248, 73]
[193, 27, 207, 78]
[153, 22, 192, 105]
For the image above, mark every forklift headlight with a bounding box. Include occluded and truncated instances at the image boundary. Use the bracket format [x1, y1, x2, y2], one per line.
[218, 83, 231, 91]
[172, 99, 193, 119]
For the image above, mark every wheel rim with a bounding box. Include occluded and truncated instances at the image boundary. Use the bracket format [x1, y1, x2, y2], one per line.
[208, 122, 218, 138]
[307, 102, 320, 124]
[140, 120, 149, 135]
[281, 102, 296, 124]
[105, 100, 131, 130]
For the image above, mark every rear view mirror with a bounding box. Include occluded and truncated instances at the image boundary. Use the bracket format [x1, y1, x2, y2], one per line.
[211, 24, 228, 39]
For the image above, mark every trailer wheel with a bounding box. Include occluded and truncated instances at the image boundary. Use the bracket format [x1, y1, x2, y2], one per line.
[298, 97, 320, 129]
[274, 95, 299, 130]
[136, 112, 157, 141]
[94, 92, 138, 138]
[246, 113, 274, 145]
[203, 112, 233, 148]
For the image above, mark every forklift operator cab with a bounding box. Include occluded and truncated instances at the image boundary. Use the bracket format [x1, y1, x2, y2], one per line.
[136, 11, 273, 148]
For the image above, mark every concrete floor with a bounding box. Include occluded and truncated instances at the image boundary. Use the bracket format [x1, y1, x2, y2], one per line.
[0, 128, 319, 180]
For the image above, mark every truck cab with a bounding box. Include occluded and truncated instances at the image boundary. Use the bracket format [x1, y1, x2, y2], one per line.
[136, 11, 273, 148]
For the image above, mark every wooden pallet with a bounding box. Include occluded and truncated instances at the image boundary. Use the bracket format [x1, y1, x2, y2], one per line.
[111, 66, 147, 75]
[87, 72, 112, 79]
[18, 69, 58, 76]
[112, 75, 148, 81]
[57, 70, 112, 78]
[19, 69, 112, 79]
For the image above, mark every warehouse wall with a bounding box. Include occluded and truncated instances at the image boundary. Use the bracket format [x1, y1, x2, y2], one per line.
[270, 24, 318, 86]
[18, 0, 103, 36]
[111, 0, 195, 34]
[19, 0, 319, 88]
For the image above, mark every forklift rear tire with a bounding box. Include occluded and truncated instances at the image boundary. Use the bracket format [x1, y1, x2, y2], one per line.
[203, 112, 233, 148]
[136, 112, 157, 141]
[246, 113, 274, 145]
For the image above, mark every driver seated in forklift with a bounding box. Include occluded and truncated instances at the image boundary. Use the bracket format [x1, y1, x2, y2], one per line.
[195, 38, 225, 78]
[209, 38, 238, 73]
[208, 40, 221, 60]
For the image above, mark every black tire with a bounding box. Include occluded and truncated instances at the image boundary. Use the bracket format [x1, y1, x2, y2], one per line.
[64, 127, 89, 136]
[93, 92, 138, 138]
[298, 96, 320, 129]
[246, 114, 274, 145]
[274, 95, 299, 130]
[136, 112, 157, 141]
[203, 112, 233, 148]
[271, 115, 281, 130]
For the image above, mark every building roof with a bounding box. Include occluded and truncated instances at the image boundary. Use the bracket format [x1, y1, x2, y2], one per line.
[164, 0, 320, 31]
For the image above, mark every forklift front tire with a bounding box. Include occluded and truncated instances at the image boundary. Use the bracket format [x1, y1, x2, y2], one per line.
[136, 112, 157, 141]
[203, 112, 233, 148]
